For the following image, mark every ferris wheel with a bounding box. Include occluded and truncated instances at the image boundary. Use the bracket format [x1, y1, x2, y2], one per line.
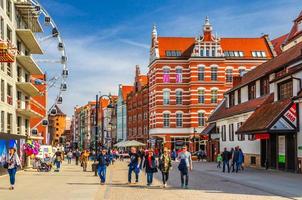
[29, 0, 69, 115]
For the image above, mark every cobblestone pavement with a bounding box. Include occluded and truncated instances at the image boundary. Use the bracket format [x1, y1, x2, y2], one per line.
[0, 160, 299, 200]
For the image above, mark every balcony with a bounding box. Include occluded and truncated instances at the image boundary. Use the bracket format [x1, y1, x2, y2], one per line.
[16, 29, 43, 54]
[16, 100, 43, 118]
[16, 81, 42, 96]
[16, 55, 43, 75]
[14, 1, 43, 33]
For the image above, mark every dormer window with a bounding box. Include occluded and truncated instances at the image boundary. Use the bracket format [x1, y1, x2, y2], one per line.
[298, 20, 302, 32]
[224, 51, 244, 57]
[165, 50, 181, 57]
[229, 92, 235, 107]
[248, 82, 256, 100]
[252, 51, 266, 58]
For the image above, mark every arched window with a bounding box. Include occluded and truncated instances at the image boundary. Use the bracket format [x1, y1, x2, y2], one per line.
[163, 112, 170, 128]
[176, 112, 183, 127]
[175, 90, 183, 105]
[226, 68, 233, 83]
[211, 66, 218, 81]
[198, 111, 206, 127]
[176, 67, 182, 83]
[198, 89, 205, 104]
[211, 89, 218, 103]
[239, 67, 246, 77]
[198, 66, 205, 81]
[163, 67, 170, 83]
[163, 89, 170, 105]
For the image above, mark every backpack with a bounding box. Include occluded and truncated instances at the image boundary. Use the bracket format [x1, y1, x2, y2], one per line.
[178, 159, 187, 171]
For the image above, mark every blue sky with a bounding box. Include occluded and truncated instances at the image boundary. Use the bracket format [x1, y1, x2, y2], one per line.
[38, 0, 301, 116]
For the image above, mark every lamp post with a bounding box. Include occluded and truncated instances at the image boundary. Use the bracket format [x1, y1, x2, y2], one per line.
[93, 93, 114, 176]
[193, 128, 197, 152]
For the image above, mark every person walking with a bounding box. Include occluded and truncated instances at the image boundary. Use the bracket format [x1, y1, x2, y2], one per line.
[138, 148, 145, 169]
[230, 147, 235, 172]
[74, 149, 80, 165]
[5, 147, 21, 190]
[177, 146, 193, 189]
[81, 150, 90, 171]
[216, 153, 222, 168]
[233, 146, 240, 173]
[238, 148, 245, 172]
[159, 147, 172, 188]
[53, 149, 63, 172]
[171, 149, 176, 161]
[97, 149, 110, 184]
[67, 150, 73, 164]
[128, 147, 140, 184]
[222, 148, 230, 173]
[143, 149, 158, 186]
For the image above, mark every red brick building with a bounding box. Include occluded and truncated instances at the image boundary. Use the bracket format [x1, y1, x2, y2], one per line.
[127, 65, 149, 144]
[148, 17, 276, 152]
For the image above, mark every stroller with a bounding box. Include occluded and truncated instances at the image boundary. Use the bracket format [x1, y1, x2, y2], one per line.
[35, 157, 52, 172]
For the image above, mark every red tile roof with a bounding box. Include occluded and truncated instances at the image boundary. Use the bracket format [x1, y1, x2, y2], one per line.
[208, 94, 272, 122]
[221, 37, 273, 59]
[121, 85, 134, 101]
[157, 37, 195, 58]
[227, 41, 302, 94]
[286, 11, 302, 43]
[271, 33, 288, 55]
[236, 98, 292, 134]
[157, 36, 273, 59]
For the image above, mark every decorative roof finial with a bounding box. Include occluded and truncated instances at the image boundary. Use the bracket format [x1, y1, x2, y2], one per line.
[203, 16, 212, 32]
[205, 16, 210, 26]
[152, 24, 157, 38]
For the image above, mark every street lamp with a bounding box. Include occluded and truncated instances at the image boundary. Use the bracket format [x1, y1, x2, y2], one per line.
[93, 93, 113, 176]
[192, 128, 197, 152]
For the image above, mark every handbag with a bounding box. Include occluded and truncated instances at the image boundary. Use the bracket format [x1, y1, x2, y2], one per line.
[3, 162, 8, 169]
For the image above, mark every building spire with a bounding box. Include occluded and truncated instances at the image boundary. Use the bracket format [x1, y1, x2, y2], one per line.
[203, 16, 212, 32]
[152, 24, 158, 38]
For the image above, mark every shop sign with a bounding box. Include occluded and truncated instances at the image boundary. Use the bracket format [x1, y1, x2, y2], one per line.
[278, 136, 286, 164]
[270, 103, 297, 131]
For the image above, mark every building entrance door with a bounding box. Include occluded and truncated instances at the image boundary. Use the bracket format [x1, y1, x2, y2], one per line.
[260, 139, 267, 168]
[286, 133, 296, 172]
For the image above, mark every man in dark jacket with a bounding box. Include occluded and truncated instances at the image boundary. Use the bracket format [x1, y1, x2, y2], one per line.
[233, 146, 240, 173]
[97, 149, 110, 184]
[222, 148, 230, 173]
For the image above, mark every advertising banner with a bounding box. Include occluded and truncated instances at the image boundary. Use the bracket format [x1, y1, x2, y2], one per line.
[278, 136, 286, 163]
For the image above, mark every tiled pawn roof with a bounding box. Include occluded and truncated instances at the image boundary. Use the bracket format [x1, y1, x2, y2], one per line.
[236, 98, 292, 134]
[271, 33, 289, 55]
[208, 94, 272, 122]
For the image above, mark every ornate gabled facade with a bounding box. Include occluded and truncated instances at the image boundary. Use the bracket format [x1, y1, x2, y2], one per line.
[191, 17, 224, 58]
[127, 65, 149, 144]
[148, 17, 275, 153]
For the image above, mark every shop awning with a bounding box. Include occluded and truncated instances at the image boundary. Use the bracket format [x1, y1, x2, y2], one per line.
[237, 99, 297, 135]
[201, 123, 216, 135]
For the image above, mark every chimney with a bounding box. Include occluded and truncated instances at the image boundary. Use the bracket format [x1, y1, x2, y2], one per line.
[233, 76, 242, 88]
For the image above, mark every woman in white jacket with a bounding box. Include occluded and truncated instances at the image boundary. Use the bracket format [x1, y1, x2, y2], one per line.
[6, 147, 21, 190]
